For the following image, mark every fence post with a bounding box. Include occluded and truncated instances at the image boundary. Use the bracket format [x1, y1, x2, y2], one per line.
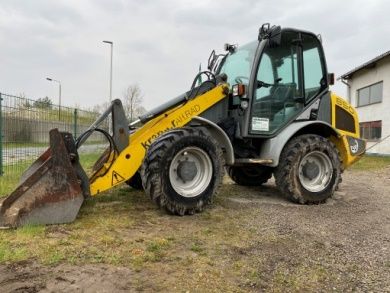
[73, 108, 78, 139]
[0, 93, 3, 176]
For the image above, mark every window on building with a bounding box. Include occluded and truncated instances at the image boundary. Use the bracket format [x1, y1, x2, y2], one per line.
[357, 81, 383, 107]
[359, 120, 382, 140]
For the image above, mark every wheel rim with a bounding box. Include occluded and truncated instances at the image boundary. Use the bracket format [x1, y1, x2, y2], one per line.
[298, 151, 333, 193]
[169, 147, 213, 198]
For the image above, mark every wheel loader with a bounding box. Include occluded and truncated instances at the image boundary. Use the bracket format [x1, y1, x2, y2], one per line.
[0, 24, 366, 228]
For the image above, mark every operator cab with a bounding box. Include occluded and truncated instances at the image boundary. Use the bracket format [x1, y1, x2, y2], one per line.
[216, 24, 329, 137]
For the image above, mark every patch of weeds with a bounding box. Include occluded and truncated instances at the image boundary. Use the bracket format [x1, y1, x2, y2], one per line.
[202, 228, 213, 236]
[208, 213, 225, 223]
[99, 235, 123, 247]
[16, 224, 45, 238]
[132, 255, 147, 271]
[143, 238, 171, 262]
[249, 268, 261, 279]
[106, 251, 122, 265]
[206, 259, 215, 267]
[57, 239, 71, 246]
[182, 256, 195, 266]
[68, 255, 80, 265]
[243, 268, 260, 288]
[233, 261, 245, 271]
[94, 215, 134, 231]
[90, 249, 106, 263]
[271, 264, 328, 291]
[190, 241, 207, 256]
[166, 235, 176, 241]
[146, 238, 170, 253]
[43, 249, 65, 265]
[0, 242, 28, 263]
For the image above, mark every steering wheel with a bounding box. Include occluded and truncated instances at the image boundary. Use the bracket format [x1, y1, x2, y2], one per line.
[235, 76, 250, 84]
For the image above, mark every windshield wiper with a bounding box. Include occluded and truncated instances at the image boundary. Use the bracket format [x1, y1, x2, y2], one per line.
[257, 78, 282, 88]
[256, 80, 274, 88]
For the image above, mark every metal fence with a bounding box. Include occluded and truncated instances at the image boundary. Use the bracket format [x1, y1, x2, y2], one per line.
[0, 92, 109, 195]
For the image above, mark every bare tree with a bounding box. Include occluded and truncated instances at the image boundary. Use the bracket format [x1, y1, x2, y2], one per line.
[91, 101, 110, 114]
[122, 84, 146, 122]
[34, 96, 53, 109]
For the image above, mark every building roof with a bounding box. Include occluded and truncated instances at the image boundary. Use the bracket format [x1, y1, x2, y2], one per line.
[340, 50, 390, 80]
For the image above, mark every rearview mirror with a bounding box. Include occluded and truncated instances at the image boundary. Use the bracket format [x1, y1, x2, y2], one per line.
[258, 24, 281, 47]
[269, 26, 282, 47]
[327, 73, 335, 85]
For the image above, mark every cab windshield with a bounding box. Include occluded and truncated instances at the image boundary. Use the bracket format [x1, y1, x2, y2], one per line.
[218, 41, 258, 86]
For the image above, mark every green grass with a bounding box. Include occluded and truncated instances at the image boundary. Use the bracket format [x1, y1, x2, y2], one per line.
[78, 152, 102, 173]
[4, 140, 106, 150]
[350, 155, 390, 171]
[0, 160, 33, 196]
[4, 109, 98, 124]
[0, 153, 101, 196]
[0, 187, 151, 266]
[4, 142, 48, 149]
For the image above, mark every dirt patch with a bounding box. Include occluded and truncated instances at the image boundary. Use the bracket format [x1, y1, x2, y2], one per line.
[0, 262, 135, 292]
[1, 166, 389, 292]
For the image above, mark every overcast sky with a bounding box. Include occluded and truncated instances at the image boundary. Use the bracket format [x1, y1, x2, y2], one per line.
[0, 0, 389, 110]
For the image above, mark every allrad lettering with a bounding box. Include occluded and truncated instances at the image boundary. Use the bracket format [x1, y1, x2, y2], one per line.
[140, 104, 201, 150]
[172, 105, 200, 127]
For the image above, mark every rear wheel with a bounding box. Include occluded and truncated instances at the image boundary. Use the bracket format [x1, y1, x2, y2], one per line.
[274, 134, 341, 204]
[141, 127, 224, 215]
[227, 166, 272, 186]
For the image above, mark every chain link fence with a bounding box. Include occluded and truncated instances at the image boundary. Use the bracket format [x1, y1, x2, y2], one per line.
[0, 92, 109, 195]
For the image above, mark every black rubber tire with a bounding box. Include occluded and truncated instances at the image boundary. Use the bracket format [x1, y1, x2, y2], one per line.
[141, 127, 224, 215]
[126, 171, 143, 190]
[274, 134, 341, 204]
[227, 166, 273, 186]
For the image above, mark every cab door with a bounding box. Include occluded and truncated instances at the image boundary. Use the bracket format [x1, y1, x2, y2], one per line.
[249, 31, 304, 135]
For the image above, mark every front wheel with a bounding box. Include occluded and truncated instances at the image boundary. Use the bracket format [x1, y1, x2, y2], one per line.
[274, 134, 341, 204]
[126, 171, 143, 190]
[141, 127, 224, 215]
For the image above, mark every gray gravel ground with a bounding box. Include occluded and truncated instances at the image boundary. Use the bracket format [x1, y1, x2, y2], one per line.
[223, 167, 390, 291]
[0, 165, 389, 292]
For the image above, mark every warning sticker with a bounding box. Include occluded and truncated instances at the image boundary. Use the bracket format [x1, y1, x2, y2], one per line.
[112, 171, 125, 185]
[252, 117, 269, 131]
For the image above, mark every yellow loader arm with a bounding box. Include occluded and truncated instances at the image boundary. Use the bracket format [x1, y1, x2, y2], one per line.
[89, 84, 229, 195]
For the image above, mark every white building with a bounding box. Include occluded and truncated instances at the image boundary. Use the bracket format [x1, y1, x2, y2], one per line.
[340, 51, 390, 155]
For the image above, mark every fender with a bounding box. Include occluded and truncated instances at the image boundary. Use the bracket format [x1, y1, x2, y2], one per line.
[259, 121, 340, 167]
[191, 116, 234, 165]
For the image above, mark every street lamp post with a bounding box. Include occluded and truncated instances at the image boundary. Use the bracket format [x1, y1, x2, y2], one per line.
[46, 77, 61, 120]
[103, 40, 113, 102]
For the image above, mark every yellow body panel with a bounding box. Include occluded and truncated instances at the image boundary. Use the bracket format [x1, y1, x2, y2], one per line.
[89, 84, 228, 195]
[330, 92, 365, 169]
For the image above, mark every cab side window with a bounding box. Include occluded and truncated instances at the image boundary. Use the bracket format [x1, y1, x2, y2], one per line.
[302, 34, 325, 101]
[256, 53, 273, 100]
